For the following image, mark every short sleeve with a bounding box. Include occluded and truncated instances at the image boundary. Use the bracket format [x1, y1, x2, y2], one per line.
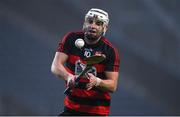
[57, 32, 73, 54]
[105, 47, 120, 72]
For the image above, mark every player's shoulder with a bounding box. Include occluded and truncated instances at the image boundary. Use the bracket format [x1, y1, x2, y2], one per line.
[60, 30, 84, 43]
[64, 30, 84, 37]
[101, 37, 117, 49]
[101, 37, 120, 58]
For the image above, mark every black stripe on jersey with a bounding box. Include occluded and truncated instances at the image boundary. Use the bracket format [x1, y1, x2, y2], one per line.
[97, 73, 106, 79]
[68, 94, 110, 106]
[65, 62, 75, 73]
[63, 107, 105, 116]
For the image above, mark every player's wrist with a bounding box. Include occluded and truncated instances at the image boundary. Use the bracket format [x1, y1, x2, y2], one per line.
[95, 77, 102, 87]
[66, 74, 73, 81]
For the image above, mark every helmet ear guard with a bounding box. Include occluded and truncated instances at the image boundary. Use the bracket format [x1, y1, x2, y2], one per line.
[103, 25, 108, 36]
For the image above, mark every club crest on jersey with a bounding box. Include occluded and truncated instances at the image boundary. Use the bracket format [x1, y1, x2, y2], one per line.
[94, 51, 102, 55]
[94, 51, 106, 58]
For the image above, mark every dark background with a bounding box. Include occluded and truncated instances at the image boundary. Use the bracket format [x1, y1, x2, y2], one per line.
[0, 0, 179, 115]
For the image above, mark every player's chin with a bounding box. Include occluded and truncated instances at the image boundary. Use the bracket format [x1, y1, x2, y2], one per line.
[86, 33, 98, 40]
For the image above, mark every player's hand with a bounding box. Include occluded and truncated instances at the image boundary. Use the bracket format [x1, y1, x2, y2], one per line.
[85, 73, 102, 90]
[66, 74, 76, 88]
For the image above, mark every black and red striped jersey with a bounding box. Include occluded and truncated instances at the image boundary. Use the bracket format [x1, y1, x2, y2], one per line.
[57, 31, 120, 115]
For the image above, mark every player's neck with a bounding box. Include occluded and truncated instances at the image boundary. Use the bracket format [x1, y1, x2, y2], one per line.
[84, 36, 101, 45]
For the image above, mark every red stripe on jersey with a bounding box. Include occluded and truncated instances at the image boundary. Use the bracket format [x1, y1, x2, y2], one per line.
[64, 96, 110, 115]
[68, 55, 87, 64]
[114, 48, 120, 71]
[75, 31, 84, 35]
[68, 55, 80, 64]
[79, 78, 89, 82]
[94, 64, 105, 72]
[102, 38, 120, 71]
[57, 32, 72, 52]
[71, 88, 111, 100]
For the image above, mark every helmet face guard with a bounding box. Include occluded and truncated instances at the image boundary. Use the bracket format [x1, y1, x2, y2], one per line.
[85, 8, 109, 26]
[83, 8, 109, 37]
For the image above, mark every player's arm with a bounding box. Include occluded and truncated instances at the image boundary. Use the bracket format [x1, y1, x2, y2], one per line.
[86, 71, 119, 93]
[98, 71, 119, 92]
[51, 52, 72, 81]
[86, 47, 120, 93]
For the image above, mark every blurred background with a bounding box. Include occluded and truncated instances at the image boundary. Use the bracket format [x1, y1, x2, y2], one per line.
[0, 0, 179, 115]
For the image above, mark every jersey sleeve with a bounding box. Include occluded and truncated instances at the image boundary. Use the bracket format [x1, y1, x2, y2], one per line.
[57, 32, 73, 54]
[105, 47, 120, 72]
